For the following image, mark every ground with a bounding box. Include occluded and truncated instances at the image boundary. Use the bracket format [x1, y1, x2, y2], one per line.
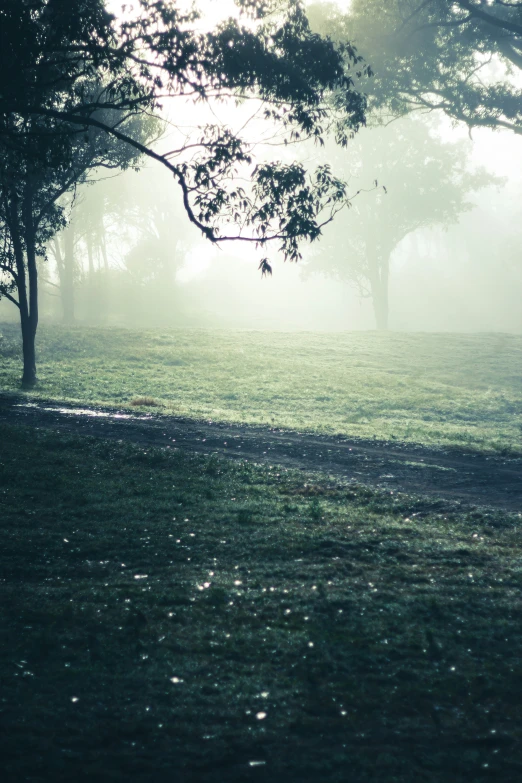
[1, 324, 521, 453]
[1, 396, 521, 511]
[1, 324, 521, 781]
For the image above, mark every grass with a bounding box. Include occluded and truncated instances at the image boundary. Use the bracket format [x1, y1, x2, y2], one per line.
[1, 323, 521, 454]
[1, 423, 522, 782]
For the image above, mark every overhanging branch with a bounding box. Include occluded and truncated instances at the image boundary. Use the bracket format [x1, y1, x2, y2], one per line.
[23, 106, 221, 242]
[1, 290, 20, 308]
[21, 106, 345, 254]
[0, 262, 17, 283]
[456, 0, 522, 37]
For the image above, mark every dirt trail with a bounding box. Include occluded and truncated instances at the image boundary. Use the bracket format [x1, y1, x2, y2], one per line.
[1, 394, 520, 512]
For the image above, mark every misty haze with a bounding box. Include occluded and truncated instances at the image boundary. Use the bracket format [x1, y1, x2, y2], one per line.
[1, 2, 521, 782]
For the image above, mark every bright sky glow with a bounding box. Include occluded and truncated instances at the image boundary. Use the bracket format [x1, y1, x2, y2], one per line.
[108, 0, 245, 27]
[108, 0, 351, 25]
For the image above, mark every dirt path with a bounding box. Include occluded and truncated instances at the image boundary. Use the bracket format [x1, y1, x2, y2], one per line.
[1, 394, 520, 512]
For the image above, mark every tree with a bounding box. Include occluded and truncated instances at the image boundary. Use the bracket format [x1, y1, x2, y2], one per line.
[0, 111, 155, 385]
[50, 186, 111, 325]
[0, 0, 368, 384]
[120, 169, 193, 308]
[0, 0, 368, 256]
[49, 170, 132, 325]
[308, 0, 522, 134]
[306, 118, 495, 329]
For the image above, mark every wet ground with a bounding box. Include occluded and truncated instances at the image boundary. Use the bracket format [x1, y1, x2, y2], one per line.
[1, 394, 520, 512]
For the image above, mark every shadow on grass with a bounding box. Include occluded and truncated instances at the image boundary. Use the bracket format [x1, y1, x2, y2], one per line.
[1, 422, 521, 782]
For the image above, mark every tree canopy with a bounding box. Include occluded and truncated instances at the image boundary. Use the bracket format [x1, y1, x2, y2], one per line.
[308, 0, 522, 134]
[0, 0, 370, 385]
[0, 0, 369, 261]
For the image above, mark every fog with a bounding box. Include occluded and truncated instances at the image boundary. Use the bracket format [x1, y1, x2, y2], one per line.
[2, 115, 514, 336]
[2, 0, 521, 335]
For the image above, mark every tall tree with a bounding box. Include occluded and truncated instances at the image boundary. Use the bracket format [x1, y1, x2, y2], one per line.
[50, 173, 124, 325]
[307, 119, 495, 329]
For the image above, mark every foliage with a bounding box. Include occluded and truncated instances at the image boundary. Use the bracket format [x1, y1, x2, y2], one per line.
[1, 324, 521, 454]
[0, 0, 369, 261]
[308, 0, 522, 133]
[1, 423, 522, 781]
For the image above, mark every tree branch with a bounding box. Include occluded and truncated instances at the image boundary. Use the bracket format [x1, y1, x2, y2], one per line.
[402, 88, 522, 134]
[1, 290, 20, 308]
[23, 106, 339, 253]
[0, 263, 17, 283]
[394, 0, 437, 35]
[456, 0, 522, 37]
[40, 277, 61, 289]
[24, 106, 223, 241]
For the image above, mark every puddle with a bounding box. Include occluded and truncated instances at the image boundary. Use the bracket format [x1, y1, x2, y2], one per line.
[15, 403, 144, 421]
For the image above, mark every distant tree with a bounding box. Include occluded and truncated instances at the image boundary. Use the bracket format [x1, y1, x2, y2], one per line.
[50, 188, 111, 325]
[0, 0, 368, 384]
[308, 0, 522, 134]
[49, 164, 202, 325]
[51, 216, 77, 325]
[50, 171, 131, 325]
[307, 119, 496, 329]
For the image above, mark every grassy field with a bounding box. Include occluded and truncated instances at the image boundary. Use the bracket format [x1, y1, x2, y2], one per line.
[1, 323, 521, 454]
[1, 423, 522, 782]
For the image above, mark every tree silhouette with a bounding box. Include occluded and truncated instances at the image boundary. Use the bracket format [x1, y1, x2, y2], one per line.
[309, 0, 522, 134]
[0, 110, 155, 385]
[307, 119, 495, 329]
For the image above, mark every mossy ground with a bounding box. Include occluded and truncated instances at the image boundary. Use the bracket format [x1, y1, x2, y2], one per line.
[1, 323, 521, 454]
[1, 424, 522, 782]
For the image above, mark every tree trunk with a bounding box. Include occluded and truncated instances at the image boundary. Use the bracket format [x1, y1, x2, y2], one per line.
[100, 222, 109, 273]
[61, 223, 75, 324]
[20, 310, 37, 388]
[8, 190, 38, 387]
[86, 229, 95, 279]
[23, 217, 39, 388]
[367, 242, 390, 331]
[371, 280, 389, 331]
[85, 228, 98, 322]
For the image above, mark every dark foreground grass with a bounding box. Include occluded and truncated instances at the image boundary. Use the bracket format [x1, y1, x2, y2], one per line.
[1, 424, 522, 782]
[1, 323, 522, 454]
